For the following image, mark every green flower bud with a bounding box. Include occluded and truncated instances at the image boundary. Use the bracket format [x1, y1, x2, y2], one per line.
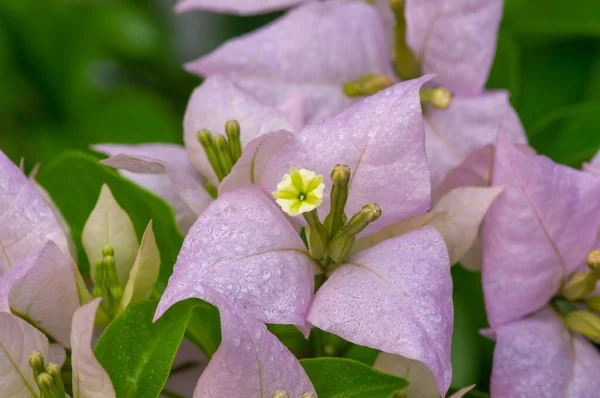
[301, 392, 316, 398]
[420, 87, 453, 109]
[37, 372, 60, 398]
[214, 135, 234, 176]
[388, 0, 420, 81]
[565, 310, 600, 343]
[28, 350, 45, 379]
[198, 129, 225, 181]
[102, 245, 114, 257]
[272, 390, 290, 398]
[304, 210, 330, 261]
[342, 74, 395, 98]
[225, 120, 242, 162]
[328, 204, 381, 263]
[560, 271, 597, 301]
[324, 164, 350, 238]
[93, 259, 105, 298]
[45, 363, 66, 397]
[586, 296, 600, 313]
[587, 249, 600, 271]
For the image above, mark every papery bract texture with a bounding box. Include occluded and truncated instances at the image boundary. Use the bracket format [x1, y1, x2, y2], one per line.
[0, 242, 79, 347]
[219, 131, 293, 195]
[71, 298, 116, 398]
[308, 227, 453, 396]
[424, 91, 526, 190]
[176, 0, 306, 15]
[355, 186, 502, 266]
[374, 353, 440, 398]
[261, 78, 431, 235]
[492, 307, 600, 398]
[186, 1, 392, 123]
[405, 0, 503, 94]
[0, 150, 69, 275]
[183, 76, 294, 184]
[95, 143, 204, 230]
[483, 136, 600, 328]
[194, 292, 315, 397]
[0, 312, 48, 398]
[156, 186, 315, 328]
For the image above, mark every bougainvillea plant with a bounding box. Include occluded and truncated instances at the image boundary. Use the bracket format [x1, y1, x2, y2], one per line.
[1, 0, 597, 397]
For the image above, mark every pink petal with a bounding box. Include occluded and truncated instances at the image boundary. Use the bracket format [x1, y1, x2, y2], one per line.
[219, 130, 293, 195]
[583, 150, 600, 175]
[483, 136, 600, 328]
[492, 307, 600, 397]
[186, 2, 392, 123]
[0, 242, 79, 347]
[0, 151, 69, 275]
[308, 226, 453, 396]
[277, 96, 306, 132]
[0, 313, 48, 398]
[175, 0, 306, 15]
[261, 78, 431, 235]
[434, 145, 494, 202]
[425, 91, 526, 190]
[71, 298, 116, 398]
[97, 146, 212, 219]
[183, 76, 294, 185]
[155, 186, 314, 328]
[405, 0, 503, 94]
[194, 291, 315, 398]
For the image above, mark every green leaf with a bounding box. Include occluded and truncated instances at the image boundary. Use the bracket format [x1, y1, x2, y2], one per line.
[503, 0, 600, 39]
[342, 345, 380, 366]
[528, 101, 600, 167]
[515, 40, 599, 129]
[486, 30, 520, 104]
[451, 267, 494, 391]
[94, 300, 195, 398]
[185, 301, 221, 359]
[300, 358, 409, 398]
[268, 324, 311, 359]
[37, 151, 183, 290]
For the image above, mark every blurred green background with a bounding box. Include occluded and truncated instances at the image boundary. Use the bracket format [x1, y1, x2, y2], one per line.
[1, 0, 599, 169]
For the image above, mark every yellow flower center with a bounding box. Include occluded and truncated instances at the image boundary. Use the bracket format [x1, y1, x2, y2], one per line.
[273, 168, 325, 216]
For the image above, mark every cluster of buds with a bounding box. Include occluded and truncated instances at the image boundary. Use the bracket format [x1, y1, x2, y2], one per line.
[28, 351, 67, 398]
[273, 165, 381, 268]
[197, 119, 242, 191]
[560, 250, 600, 342]
[93, 245, 122, 317]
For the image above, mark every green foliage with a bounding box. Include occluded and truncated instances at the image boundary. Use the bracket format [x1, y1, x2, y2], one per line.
[95, 300, 195, 398]
[451, 267, 495, 391]
[37, 151, 182, 290]
[300, 357, 409, 398]
[186, 302, 222, 358]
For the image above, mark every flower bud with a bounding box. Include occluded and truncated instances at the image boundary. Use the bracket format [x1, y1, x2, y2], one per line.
[388, 0, 420, 80]
[560, 271, 597, 301]
[272, 390, 290, 398]
[301, 393, 316, 398]
[565, 310, 600, 343]
[28, 350, 45, 379]
[214, 135, 234, 176]
[586, 295, 600, 312]
[46, 363, 66, 397]
[304, 210, 330, 261]
[420, 87, 452, 109]
[102, 245, 114, 257]
[342, 74, 394, 98]
[587, 249, 600, 271]
[328, 204, 381, 263]
[225, 120, 242, 162]
[324, 164, 350, 237]
[198, 129, 225, 181]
